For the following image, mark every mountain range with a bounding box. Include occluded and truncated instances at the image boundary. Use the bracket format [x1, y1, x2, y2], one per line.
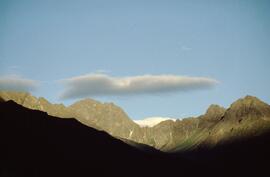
[0, 100, 190, 177]
[1, 92, 270, 177]
[1, 91, 270, 152]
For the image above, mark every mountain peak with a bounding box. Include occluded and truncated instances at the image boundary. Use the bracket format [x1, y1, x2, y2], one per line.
[244, 95, 258, 99]
[206, 104, 225, 115]
[227, 95, 270, 119]
[230, 95, 268, 109]
[242, 95, 264, 103]
[202, 104, 225, 121]
[71, 98, 100, 106]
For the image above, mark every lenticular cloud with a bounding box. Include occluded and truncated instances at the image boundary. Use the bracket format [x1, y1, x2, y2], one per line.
[0, 75, 39, 92]
[60, 73, 219, 99]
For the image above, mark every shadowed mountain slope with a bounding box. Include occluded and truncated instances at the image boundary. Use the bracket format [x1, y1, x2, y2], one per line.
[0, 91, 144, 142]
[0, 100, 201, 177]
[1, 91, 270, 153]
[175, 127, 270, 177]
[1, 100, 270, 177]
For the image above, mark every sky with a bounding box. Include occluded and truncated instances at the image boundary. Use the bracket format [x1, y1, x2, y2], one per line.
[0, 0, 270, 120]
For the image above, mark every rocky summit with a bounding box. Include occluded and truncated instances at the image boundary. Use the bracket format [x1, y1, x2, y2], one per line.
[1, 91, 270, 152]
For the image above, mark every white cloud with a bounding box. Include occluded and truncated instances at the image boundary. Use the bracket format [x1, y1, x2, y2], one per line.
[134, 117, 177, 127]
[0, 75, 39, 92]
[59, 73, 219, 99]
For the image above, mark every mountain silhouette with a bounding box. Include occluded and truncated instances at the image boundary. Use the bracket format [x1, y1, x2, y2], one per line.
[0, 100, 202, 177]
[0, 91, 144, 142]
[1, 91, 270, 153]
[1, 100, 270, 176]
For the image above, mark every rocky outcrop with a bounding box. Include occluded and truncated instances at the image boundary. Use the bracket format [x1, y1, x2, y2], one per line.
[68, 98, 143, 141]
[203, 104, 226, 121]
[200, 96, 270, 147]
[224, 95, 270, 121]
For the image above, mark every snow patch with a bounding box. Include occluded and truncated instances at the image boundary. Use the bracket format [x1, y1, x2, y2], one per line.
[133, 117, 177, 127]
[128, 130, 133, 138]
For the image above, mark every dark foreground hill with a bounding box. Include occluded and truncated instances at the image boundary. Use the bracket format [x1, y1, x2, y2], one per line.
[0, 101, 200, 177]
[1, 100, 270, 177]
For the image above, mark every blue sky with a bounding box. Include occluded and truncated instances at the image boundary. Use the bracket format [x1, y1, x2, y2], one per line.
[1, 0, 270, 119]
